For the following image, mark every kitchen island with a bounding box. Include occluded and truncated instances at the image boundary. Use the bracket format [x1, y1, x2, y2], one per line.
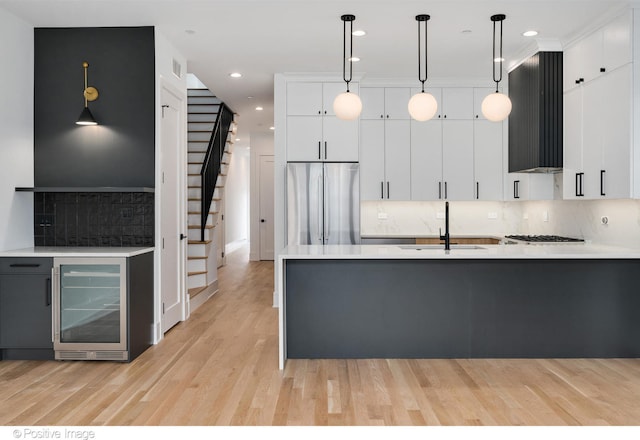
[277, 243, 640, 369]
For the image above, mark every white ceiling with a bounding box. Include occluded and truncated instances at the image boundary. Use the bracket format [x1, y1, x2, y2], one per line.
[0, 0, 631, 147]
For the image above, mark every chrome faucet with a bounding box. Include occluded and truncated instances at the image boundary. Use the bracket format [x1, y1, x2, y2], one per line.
[439, 201, 450, 251]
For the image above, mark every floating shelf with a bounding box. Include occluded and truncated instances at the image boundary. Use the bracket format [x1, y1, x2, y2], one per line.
[16, 187, 155, 193]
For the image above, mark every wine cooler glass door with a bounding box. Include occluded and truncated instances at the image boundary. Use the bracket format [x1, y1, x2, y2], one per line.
[53, 258, 127, 351]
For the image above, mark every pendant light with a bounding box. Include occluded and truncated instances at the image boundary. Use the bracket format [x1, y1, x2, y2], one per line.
[333, 14, 362, 120]
[408, 14, 438, 121]
[481, 14, 512, 122]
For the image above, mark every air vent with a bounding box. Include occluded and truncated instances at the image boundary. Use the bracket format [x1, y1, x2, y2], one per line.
[56, 351, 88, 360]
[55, 350, 128, 361]
[172, 58, 182, 79]
[96, 351, 128, 361]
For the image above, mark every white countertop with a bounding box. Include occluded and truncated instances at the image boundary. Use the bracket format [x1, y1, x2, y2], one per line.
[279, 243, 640, 260]
[0, 247, 154, 258]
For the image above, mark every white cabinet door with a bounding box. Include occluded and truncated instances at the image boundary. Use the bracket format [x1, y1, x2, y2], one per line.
[384, 88, 411, 120]
[581, 77, 604, 198]
[286, 116, 323, 161]
[410, 120, 442, 200]
[360, 120, 386, 200]
[603, 13, 632, 74]
[287, 83, 323, 115]
[563, 42, 585, 92]
[597, 65, 632, 199]
[442, 121, 474, 200]
[562, 87, 584, 199]
[323, 116, 359, 162]
[473, 88, 495, 120]
[441, 88, 474, 120]
[384, 120, 411, 200]
[360, 87, 385, 120]
[580, 30, 604, 84]
[473, 120, 503, 200]
[322, 82, 350, 116]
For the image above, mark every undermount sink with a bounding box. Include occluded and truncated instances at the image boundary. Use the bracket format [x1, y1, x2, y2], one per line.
[397, 244, 486, 250]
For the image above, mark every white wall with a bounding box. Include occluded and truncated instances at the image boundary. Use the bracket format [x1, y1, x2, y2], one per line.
[0, 7, 34, 252]
[249, 132, 275, 261]
[225, 146, 250, 249]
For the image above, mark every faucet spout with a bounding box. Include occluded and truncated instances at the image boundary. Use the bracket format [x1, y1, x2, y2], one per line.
[439, 201, 450, 250]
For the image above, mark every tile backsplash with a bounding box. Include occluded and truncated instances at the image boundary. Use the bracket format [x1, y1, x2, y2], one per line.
[33, 192, 154, 247]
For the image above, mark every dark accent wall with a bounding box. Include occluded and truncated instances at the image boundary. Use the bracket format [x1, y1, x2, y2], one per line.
[508, 52, 563, 172]
[33, 192, 154, 247]
[34, 27, 155, 187]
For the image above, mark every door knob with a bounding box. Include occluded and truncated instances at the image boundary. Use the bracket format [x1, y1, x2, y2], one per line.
[260, 219, 266, 223]
[180, 233, 187, 240]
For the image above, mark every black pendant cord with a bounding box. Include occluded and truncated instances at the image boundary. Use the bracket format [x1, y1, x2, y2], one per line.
[491, 14, 506, 93]
[416, 15, 430, 93]
[341, 14, 355, 92]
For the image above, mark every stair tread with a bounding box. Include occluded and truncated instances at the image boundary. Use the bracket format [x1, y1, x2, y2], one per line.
[188, 162, 204, 165]
[188, 270, 207, 276]
[188, 211, 218, 215]
[188, 240, 212, 245]
[188, 255, 208, 260]
[188, 286, 208, 298]
[188, 224, 215, 230]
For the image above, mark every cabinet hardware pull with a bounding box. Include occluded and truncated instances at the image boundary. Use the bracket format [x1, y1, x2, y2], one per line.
[476, 182, 479, 199]
[324, 141, 327, 160]
[600, 170, 606, 196]
[380, 114, 383, 119]
[514, 180, 520, 199]
[9, 264, 40, 268]
[46, 277, 51, 306]
[579, 78, 584, 83]
[318, 110, 321, 115]
[318, 141, 321, 160]
[575, 79, 581, 84]
[387, 181, 390, 199]
[576, 172, 585, 197]
[600, 67, 606, 73]
[381, 181, 384, 199]
[444, 182, 448, 199]
[438, 182, 442, 199]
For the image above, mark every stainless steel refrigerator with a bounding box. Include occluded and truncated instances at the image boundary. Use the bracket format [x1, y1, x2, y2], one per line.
[286, 162, 360, 245]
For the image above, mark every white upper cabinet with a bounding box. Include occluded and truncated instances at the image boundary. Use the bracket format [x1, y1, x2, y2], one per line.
[563, 12, 631, 92]
[285, 81, 359, 162]
[442, 121, 475, 200]
[441, 88, 474, 119]
[359, 88, 385, 120]
[360, 87, 411, 119]
[384, 88, 411, 120]
[473, 88, 495, 120]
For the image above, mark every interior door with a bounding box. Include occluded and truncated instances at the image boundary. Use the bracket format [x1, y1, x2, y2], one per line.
[160, 83, 186, 333]
[259, 155, 275, 260]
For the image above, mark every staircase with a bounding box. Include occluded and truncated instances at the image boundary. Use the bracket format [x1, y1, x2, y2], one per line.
[187, 88, 237, 304]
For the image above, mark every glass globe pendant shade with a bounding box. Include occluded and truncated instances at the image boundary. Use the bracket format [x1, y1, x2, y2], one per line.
[408, 92, 438, 121]
[481, 92, 512, 122]
[333, 91, 362, 120]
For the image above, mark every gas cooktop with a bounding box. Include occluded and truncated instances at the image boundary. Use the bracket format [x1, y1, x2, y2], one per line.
[504, 235, 585, 244]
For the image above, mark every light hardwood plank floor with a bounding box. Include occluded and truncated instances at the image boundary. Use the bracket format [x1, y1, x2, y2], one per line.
[1, 246, 640, 426]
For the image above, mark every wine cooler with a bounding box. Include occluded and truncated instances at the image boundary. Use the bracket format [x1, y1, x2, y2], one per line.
[52, 257, 128, 361]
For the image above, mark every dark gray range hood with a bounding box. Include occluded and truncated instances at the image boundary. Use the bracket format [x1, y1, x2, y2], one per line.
[508, 52, 563, 173]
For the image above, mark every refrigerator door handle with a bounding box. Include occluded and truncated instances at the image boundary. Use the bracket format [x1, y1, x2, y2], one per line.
[52, 266, 59, 344]
[318, 175, 324, 243]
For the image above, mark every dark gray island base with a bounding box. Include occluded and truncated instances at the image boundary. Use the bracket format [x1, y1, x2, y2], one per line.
[285, 259, 640, 359]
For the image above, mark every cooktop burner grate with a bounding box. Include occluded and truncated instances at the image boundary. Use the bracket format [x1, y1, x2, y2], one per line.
[504, 235, 584, 243]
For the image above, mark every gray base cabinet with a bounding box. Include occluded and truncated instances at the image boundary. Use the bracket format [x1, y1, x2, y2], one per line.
[0, 258, 54, 360]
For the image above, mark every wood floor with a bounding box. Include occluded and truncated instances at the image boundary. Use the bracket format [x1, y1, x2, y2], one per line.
[1, 247, 640, 426]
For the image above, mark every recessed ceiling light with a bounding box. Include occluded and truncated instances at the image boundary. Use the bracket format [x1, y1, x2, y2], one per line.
[523, 30, 538, 37]
[255, 106, 263, 111]
[352, 29, 366, 37]
[269, 126, 275, 130]
[229, 72, 242, 78]
[349, 56, 360, 62]
[235, 138, 241, 141]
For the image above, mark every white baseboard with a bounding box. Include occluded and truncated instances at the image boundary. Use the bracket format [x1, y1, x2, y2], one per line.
[226, 238, 247, 255]
[190, 280, 219, 313]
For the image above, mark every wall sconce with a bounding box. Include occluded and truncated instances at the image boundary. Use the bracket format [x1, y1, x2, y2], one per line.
[76, 61, 99, 125]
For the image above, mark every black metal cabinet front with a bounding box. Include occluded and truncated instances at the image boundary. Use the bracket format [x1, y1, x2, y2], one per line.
[0, 258, 54, 360]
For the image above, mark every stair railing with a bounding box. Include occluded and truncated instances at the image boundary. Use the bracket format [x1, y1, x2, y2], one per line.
[200, 102, 234, 242]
